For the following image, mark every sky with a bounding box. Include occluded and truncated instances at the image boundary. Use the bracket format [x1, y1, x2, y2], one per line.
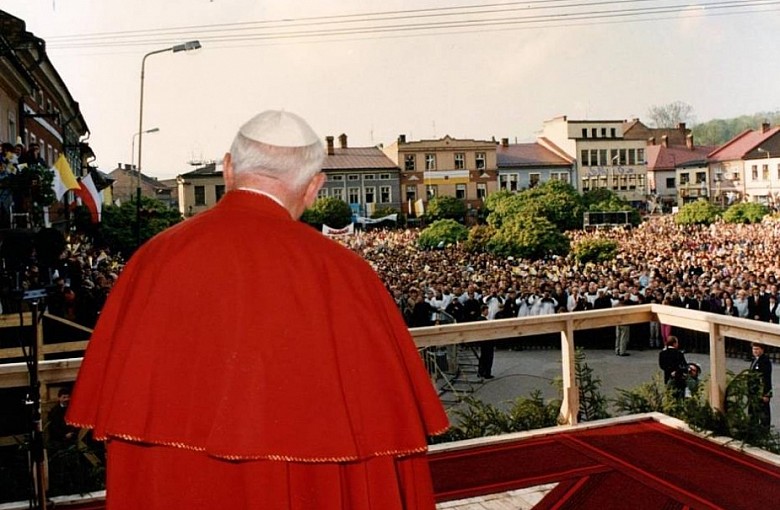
[2, 0, 779, 179]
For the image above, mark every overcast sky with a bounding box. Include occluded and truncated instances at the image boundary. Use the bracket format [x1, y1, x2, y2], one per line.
[5, 0, 779, 179]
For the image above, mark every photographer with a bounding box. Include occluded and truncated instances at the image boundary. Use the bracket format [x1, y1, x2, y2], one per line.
[659, 336, 688, 398]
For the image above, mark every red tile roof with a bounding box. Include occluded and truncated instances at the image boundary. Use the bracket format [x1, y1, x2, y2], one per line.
[645, 144, 717, 171]
[497, 142, 572, 168]
[322, 147, 398, 171]
[708, 127, 780, 162]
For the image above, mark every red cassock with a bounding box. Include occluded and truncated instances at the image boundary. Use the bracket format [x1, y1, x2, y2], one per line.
[67, 190, 449, 509]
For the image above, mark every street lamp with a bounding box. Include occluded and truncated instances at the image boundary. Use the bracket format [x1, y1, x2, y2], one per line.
[136, 40, 201, 248]
[758, 147, 771, 158]
[131, 127, 159, 168]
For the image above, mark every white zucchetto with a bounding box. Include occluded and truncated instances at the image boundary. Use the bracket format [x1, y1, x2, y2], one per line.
[238, 110, 320, 148]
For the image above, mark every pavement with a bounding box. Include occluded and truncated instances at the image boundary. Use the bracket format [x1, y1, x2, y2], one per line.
[436, 347, 780, 430]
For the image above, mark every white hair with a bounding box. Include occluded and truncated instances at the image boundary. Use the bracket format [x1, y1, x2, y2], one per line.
[229, 133, 324, 191]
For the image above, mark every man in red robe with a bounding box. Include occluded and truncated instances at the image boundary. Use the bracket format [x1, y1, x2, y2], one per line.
[67, 110, 449, 509]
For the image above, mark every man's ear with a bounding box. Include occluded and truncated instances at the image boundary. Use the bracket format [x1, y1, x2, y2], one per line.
[303, 173, 325, 209]
[223, 153, 234, 189]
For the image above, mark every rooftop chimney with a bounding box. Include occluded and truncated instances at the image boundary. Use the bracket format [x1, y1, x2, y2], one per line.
[661, 135, 668, 148]
[398, 134, 406, 144]
[762, 122, 771, 133]
[339, 133, 347, 149]
[678, 122, 686, 133]
[648, 137, 656, 146]
[326, 136, 335, 156]
[501, 138, 509, 148]
[686, 134, 694, 150]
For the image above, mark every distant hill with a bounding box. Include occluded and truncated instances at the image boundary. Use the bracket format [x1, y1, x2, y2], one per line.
[691, 111, 780, 146]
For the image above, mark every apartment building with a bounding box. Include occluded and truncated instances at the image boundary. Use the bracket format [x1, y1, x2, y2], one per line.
[496, 138, 573, 191]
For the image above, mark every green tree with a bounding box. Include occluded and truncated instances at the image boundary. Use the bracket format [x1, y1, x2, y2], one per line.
[486, 213, 569, 259]
[98, 196, 182, 257]
[418, 219, 468, 249]
[463, 224, 495, 253]
[371, 206, 405, 227]
[674, 199, 722, 226]
[572, 238, 619, 264]
[691, 111, 780, 146]
[583, 189, 642, 227]
[425, 195, 467, 222]
[485, 181, 583, 232]
[723, 202, 768, 224]
[301, 197, 352, 229]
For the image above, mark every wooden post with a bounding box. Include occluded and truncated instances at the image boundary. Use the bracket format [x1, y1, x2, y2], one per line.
[559, 319, 579, 426]
[708, 321, 726, 413]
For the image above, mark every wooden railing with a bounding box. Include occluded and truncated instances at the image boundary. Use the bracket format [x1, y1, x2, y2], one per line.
[1, 305, 779, 427]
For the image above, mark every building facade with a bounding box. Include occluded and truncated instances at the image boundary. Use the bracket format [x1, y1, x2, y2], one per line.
[542, 116, 649, 206]
[177, 163, 225, 217]
[644, 137, 715, 210]
[320, 134, 400, 217]
[496, 138, 573, 191]
[382, 134, 498, 214]
[109, 164, 177, 208]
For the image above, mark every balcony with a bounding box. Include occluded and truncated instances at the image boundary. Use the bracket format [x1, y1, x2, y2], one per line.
[1, 305, 778, 509]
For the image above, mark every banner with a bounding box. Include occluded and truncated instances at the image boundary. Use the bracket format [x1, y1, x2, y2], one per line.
[73, 173, 102, 223]
[322, 223, 354, 236]
[51, 154, 81, 200]
[355, 214, 398, 225]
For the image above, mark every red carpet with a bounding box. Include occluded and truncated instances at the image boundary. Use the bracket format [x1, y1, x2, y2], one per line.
[429, 419, 780, 509]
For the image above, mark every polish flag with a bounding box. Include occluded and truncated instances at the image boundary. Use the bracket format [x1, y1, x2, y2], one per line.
[74, 173, 102, 223]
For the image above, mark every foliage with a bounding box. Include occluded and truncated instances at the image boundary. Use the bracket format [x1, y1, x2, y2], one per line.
[692, 110, 780, 146]
[418, 219, 468, 249]
[301, 197, 352, 229]
[98, 196, 182, 258]
[516, 180, 584, 231]
[484, 190, 524, 229]
[613, 370, 780, 454]
[575, 348, 611, 422]
[486, 213, 570, 259]
[647, 101, 696, 128]
[463, 224, 495, 253]
[425, 195, 467, 222]
[722, 202, 769, 224]
[674, 199, 722, 226]
[368, 206, 405, 227]
[572, 238, 619, 264]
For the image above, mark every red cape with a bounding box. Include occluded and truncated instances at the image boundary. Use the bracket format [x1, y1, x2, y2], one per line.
[68, 191, 448, 462]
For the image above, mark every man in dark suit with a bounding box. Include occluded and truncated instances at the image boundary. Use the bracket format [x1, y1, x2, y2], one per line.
[659, 336, 688, 398]
[750, 343, 773, 430]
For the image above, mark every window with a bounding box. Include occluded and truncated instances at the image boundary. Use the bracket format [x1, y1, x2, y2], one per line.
[551, 172, 570, 183]
[680, 173, 690, 185]
[582, 128, 588, 138]
[628, 174, 637, 190]
[590, 150, 598, 166]
[637, 148, 645, 164]
[404, 154, 416, 171]
[499, 174, 518, 191]
[610, 149, 618, 166]
[194, 186, 206, 206]
[611, 174, 619, 190]
[610, 128, 617, 138]
[364, 174, 375, 181]
[582, 177, 591, 192]
[380, 186, 391, 203]
[628, 149, 636, 165]
[46, 100, 52, 113]
[425, 154, 436, 170]
[475, 152, 486, 170]
[618, 149, 626, 165]
[317, 188, 328, 199]
[364, 187, 375, 203]
[666, 177, 676, 189]
[476, 182, 487, 199]
[762, 164, 769, 181]
[215, 184, 225, 202]
[456, 184, 466, 199]
[601, 128, 607, 137]
[581, 150, 590, 166]
[7, 111, 16, 145]
[348, 187, 360, 204]
[619, 175, 628, 191]
[529, 173, 540, 188]
[348, 174, 359, 181]
[454, 153, 465, 169]
[752, 165, 758, 180]
[426, 184, 438, 198]
[695, 172, 706, 184]
[379, 173, 391, 180]
[329, 174, 344, 181]
[591, 128, 597, 138]
[332, 188, 344, 200]
[47, 144, 53, 166]
[599, 149, 607, 167]
[405, 185, 417, 202]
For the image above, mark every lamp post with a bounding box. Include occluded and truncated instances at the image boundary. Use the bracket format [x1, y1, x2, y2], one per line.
[131, 127, 159, 168]
[136, 40, 201, 248]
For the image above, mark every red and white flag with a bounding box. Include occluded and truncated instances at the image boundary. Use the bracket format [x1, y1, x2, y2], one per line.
[74, 173, 102, 223]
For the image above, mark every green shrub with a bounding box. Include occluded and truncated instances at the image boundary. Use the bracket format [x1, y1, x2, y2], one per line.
[463, 224, 495, 253]
[572, 238, 619, 264]
[486, 213, 569, 259]
[418, 219, 468, 249]
[301, 197, 352, 229]
[723, 202, 769, 224]
[425, 196, 467, 222]
[674, 199, 722, 226]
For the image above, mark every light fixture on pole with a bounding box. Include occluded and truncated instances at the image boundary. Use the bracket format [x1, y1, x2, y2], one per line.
[758, 147, 771, 159]
[136, 40, 201, 248]
[131, 127, 159, 168]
